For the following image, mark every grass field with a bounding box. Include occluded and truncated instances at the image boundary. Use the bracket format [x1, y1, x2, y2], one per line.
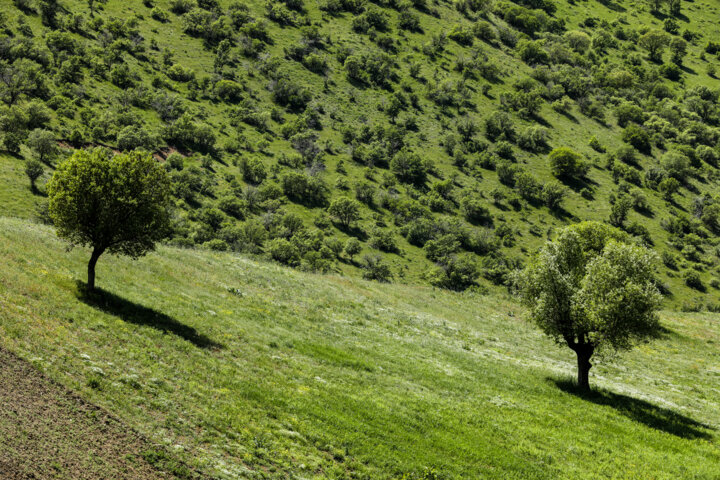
[1, 216, 718, 479]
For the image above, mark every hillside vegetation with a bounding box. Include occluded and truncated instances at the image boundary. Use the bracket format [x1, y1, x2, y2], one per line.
[0, 216, 719, 479]
[4, 0, 720, 306]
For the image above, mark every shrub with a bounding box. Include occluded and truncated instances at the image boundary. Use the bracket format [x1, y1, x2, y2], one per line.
[361, 254, 393, 282]
[683, 270, 704, 290]
[541, 181, 566, 210]
[368, 228, 398, 253]
[280, 171, 329, 206]
[661, 151, 690, 181]
[659, 177, 680, 201]
[484, 111, 515, 142]
[517, 40, 548, 65]
[460, 196, 492, 224]
[25, 159, 44, 190]
[354, 182, 376, 206]
[218, 195, 247, 219]
[151, 7, 170, 22]
[170, 0, 196, 14]
[614, 103, 645, 128]
[344, 238, 362, 260]
[429, 253, 479, 291]
[621, 124, 652, 154]
[517, 126, 549, 153]
[589, 136, 604, 152]
[116, 125, 155, 151]
[390, 150, 427, 185]
[167, 64, 196, 82]
[639, 30, 670, 62]
[548, 147, 587, 180]
[267, 238, 301, 266]
[214, 80, 244, 102]
[328, 197, 361, 227]
[515, 172, 540, 202]
[271, 76, 312, 111]
[26, 129, 57, 163]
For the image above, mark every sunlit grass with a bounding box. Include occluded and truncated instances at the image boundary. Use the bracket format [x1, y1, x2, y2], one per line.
[0, 217, 718, 479]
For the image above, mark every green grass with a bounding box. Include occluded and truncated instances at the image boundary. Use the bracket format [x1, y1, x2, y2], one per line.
[0, 153, 42, 219]
[1, 216, 718, 479]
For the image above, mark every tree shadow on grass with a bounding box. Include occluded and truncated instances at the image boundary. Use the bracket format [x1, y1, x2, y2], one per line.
[76, 283, 223, 350]
[553, 379, 713, 440]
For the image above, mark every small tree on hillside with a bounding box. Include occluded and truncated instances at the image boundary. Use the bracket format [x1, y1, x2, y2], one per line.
[24, 159, 44, 192]
[513, 222, 662, 390]
[328, 197, 361, 228]
[47, 148, 171, 290]
[548, 147, 587, 181]
[639, 30, 670, 63]
[87, 0, 107, 16]
[27, 128, 57, 164]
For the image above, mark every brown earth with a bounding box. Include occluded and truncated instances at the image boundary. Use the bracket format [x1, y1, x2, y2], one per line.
[0, 347, 203, 480]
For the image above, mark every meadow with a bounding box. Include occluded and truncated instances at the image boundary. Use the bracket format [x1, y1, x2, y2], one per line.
[1, 216, 718, 479]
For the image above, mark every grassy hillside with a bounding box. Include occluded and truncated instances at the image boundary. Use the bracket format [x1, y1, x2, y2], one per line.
[3, 0, 720, 307]
[1, 216, 719, 479]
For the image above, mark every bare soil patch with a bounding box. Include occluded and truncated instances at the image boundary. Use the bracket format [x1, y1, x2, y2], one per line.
[0, 348, 201, 480]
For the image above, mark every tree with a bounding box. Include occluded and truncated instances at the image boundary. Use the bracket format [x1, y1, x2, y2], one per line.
[548, 147, 587, 180]
[87, 0, 107, 16]
[648, 0, 663, 12]
[668, 0, 681, 16]
[344, 237, 362, 260]
[514, 222, 662, 390]
[390, 149, 427, 185]
[639, 30, 670, 63]
[609, 194, 632, 227]
[669, 37, 687, 65]
[541, 181, 566, 210]
[27, 128, 57, 163]
[659, 177, 680, 201]
[328, 197, 361, 228]
[0, 60, 45, 106]
[564, 31, 591, 53]
[621, 124, 652, 154]
[38, 0, 60, 28]
[24, 159, 44, 192]
[47, 148, 171, 290]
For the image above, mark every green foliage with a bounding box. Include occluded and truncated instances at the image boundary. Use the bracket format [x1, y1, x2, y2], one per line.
[343, 237, 362, 259]
[460, 195, 491, 223]
[47, 148, 171, 288]
[514, 222, 662, 388]
[26, 129, 57, 163]
[0, 0, 719, 301]
[428, 253, 479, 291]
[267, 237, 301, 266]
[639, 30, 670, 63]
[328, 197, 361, 227]
[390, 150, 427, 185]
[621, 124, 652, 154]
[360, 253, 393, 281]
[24, 159, 44, 190]
[548, 147, 587, 180]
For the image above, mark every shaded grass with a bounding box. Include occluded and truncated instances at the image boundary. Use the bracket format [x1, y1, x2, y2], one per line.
[553, 379, 714, 440]
[76, 284, 224, 350]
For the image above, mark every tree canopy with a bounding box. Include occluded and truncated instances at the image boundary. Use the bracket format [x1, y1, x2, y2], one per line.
[47, 148, 171, 289]
[513, 222, 662, 390]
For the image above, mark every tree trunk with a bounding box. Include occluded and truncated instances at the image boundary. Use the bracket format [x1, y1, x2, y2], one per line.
[87, 247, 103, 291]
[575, 345, 594, 391]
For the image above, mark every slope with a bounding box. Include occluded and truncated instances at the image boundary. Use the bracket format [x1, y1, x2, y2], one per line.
[3, 0, 720, 306]
[0, 216, 718, 479]
[0, 347, 204, 480]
